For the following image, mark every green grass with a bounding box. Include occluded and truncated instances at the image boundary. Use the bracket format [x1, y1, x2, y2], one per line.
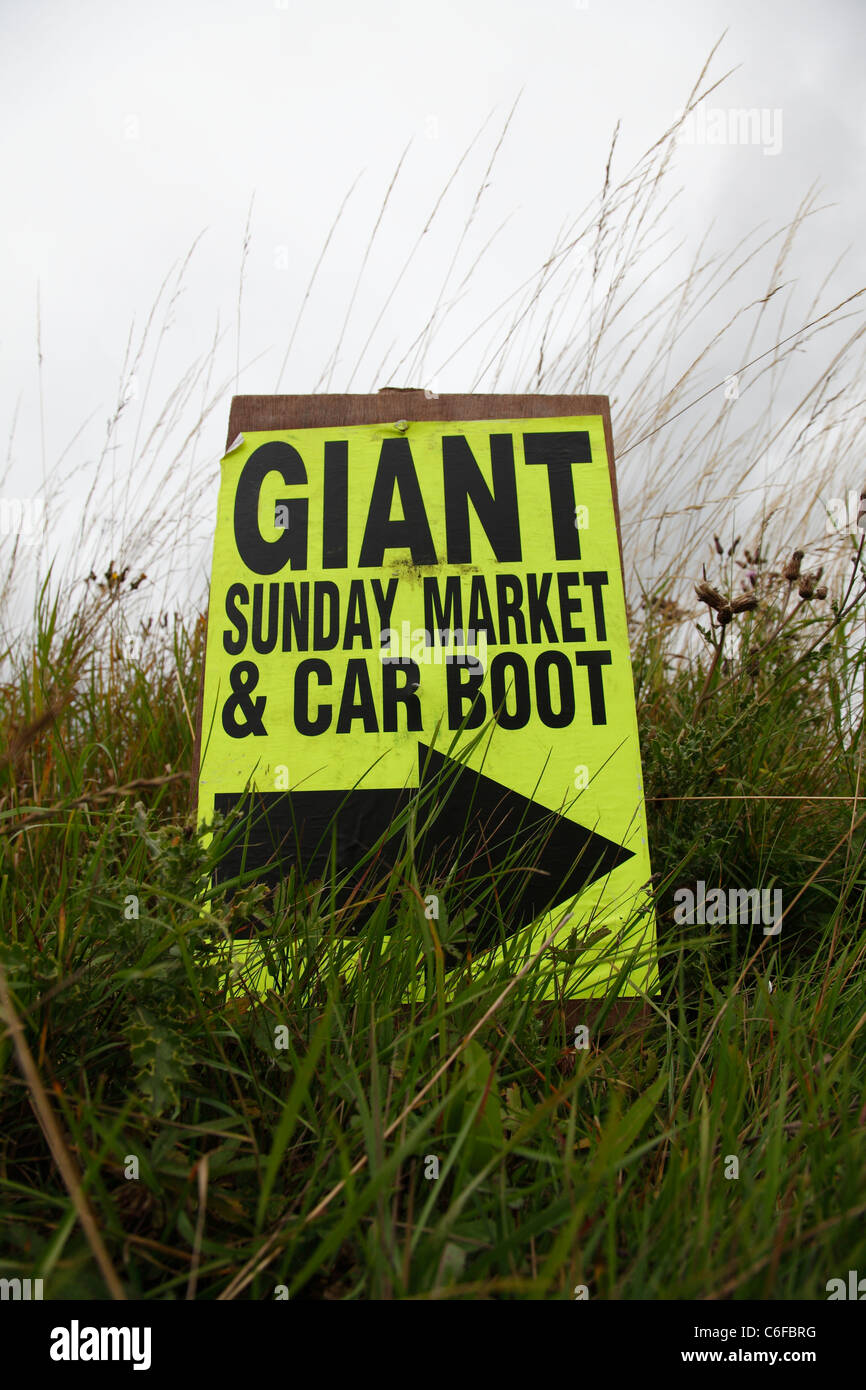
[1, 536, 865, 1301]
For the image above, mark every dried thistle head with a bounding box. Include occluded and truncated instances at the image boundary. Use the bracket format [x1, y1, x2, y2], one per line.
[815, 585, 828, 601]
[718, 606, 734, 627]
[798, 567, 824, 601]
[694, 581, 726, 611]
[730, 593, 758, 614]
[782, 549, 805, 583]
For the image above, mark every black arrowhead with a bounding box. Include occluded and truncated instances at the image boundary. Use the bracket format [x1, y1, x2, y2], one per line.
[411, 743, 633, 951]
[213, 742, 633, 955]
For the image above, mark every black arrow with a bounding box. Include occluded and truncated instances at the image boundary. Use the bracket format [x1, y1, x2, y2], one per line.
[213, 742, 633, 954]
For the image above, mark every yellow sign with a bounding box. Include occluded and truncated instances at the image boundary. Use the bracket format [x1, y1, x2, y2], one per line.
[197, 414, 658, 998]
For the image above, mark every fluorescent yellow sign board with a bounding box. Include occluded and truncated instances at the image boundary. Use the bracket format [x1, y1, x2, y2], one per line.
[197, 403, 658, 999]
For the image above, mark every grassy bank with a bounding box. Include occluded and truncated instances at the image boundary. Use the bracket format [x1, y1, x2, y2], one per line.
[1, 532, 865, 1301]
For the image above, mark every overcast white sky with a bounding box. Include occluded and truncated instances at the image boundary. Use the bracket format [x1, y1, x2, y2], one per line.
[1, 0, 865, 607]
